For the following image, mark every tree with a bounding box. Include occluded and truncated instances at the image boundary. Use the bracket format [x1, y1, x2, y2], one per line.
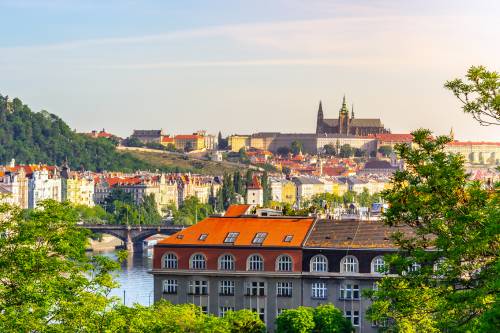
[245, 169, 253, 195]
[323, 144, 336, 156]
[290, 141, 303, 155]
[218, 131, 228, 150]
[357, 188, 371, 207]
[261, 171, 271, 205]
[445, 65, 499, 126]
[277, 146, 291, 156]
[378, 145, 393, 157]
[123, 136, 144, 147]
[366, 129, 500, 332]
[233, 171, 244, 196]
[313, 304, 353, 333]
[222, 172, 237, 209]
[275, 307, 315, 333]
[223, 310, 266, 333]
[171, 196, 213, 225]
[339, 144, 353, 158]
[0, 200, 122, 332]
[354, 148, 365, 157]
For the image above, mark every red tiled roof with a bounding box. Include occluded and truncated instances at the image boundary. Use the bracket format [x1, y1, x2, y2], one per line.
[447, 141, 500, 147]
[159, 216, 315, 247]
[174, 135, 201, 140]
[247, 175, 262, 189]
[161, 136, 174, 143]
[374, 133, 413, 143]
[106, 177, 143, 187]
[225, 204, 252, 217]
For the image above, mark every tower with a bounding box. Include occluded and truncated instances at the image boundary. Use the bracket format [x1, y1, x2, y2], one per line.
[338, 95, 350, 135]
[316, 100, 324, 134]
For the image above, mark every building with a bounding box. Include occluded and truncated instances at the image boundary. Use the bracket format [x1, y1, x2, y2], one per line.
[174, 135, 205, 151]
[61, 168, 95, 207]
[28, 168, 62, 209]
[0, 166, 29, 208]
[374, 133, 413, 149]
[281, 180, 297, 205]
[246, 175, 263, 206]
[160, 136, 175, 147]
[131, 129, 165, 143]
[152, 207, 413, 332]
[292, 177, 324, 206]
[228, 135, 251, 152]
[152, 208, 315, 331]
[445, 141, 500, 165]
[359, 159, 400, 176]
[316, 98, 389, 136]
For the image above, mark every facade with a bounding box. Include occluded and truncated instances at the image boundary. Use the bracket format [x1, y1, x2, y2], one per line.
[246, 175, 264, 206]
[0, 168, 29, 208]
[228, 135, 251, 152]
[131, 129, 165, 143]
[445, 141, 500, 165]
[316, 135, 378, 156]
[152, 207, 412, 332]
[174, 135, 205, 151]
[152, 208, 315, 331]
[281, 180, 297, 205]
[316, 98, 389, 136]
[62, 173, 95, 207]
[292, 177, 324, 206]
[28, 169, 62, 209]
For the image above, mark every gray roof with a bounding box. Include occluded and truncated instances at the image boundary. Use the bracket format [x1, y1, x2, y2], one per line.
[350, 118, 383, 127]
[292, 176, 324, 185]
[364, 159, 397, 170]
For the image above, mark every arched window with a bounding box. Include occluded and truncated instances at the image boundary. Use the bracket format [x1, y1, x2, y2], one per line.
[247, 254, 264, 271]
[310, 255, 328, 272]
[218, 254, 235, 271]
[163, 253, 178, 269]
[276, 255, 293, 271]
[341, 255, 359, 273]
[371, 256, 385, 274]
[190, 253, 206, 270]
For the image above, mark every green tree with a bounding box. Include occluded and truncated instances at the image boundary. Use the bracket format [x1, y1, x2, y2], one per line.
[354, 148, 365, 157]
[357, 188, 371, 207]
[323, 144, 336, 156]
[261, 171, 272, 206]
[313, 304, 353, 333]
[233, 171, 244, 195]
[0, 200, 122, 332]
[123, 136, 144, 147]
[366, 129, 500, 332]
[339, 144, 353, 158]
[378, 145, 393, 157]
[275, 307, 315, 333]
[277, 146, 291, 156]
[223, 310, 266, 333]
[171, 196, 213, 225]
[445, 65, 499, 125]
[290, 141, 304, 155]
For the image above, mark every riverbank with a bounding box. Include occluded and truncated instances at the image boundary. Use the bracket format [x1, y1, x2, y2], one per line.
[88, 235, 123, 251]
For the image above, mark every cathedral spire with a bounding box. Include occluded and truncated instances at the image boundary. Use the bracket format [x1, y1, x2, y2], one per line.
[351, 104, 355, 118]
[317, 100, 324, 119]
[339, 95, 348, 115]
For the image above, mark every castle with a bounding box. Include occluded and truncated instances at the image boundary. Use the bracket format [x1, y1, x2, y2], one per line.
[316, 97, 389, 136]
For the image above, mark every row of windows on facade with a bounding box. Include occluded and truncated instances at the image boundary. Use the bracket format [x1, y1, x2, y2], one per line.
[162, 279, 376, 301]
[162, 253, 387, 274]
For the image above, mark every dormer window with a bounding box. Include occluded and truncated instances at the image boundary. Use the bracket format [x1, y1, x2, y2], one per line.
[176, 234, 184, 239]
[252, 232, 268, 244]
[283, 235, 293, 242]
[198, 233, 208, 241]
[224, 232, 239, 243]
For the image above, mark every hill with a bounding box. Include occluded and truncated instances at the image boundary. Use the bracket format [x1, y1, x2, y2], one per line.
[0, 95, 154, 172]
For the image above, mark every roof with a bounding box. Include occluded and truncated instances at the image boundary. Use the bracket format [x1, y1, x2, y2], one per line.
[374, 133, 413, 142]
[447, 141, 500, 147]
[158, 216, 315, 247]
[174, 134, 202, 140]
[161, 136, 174, 143]
[350, 118, 383, 127]
[305, 219, 414, 249]
[224, 204, 252, 217]
[292, 176, 324, 185]
[364, 159, 396, 170]
[247, 175, 262, 190]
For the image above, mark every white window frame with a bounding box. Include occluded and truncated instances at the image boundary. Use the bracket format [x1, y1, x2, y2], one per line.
[190, 253, 207, 270]
[371, 256, 385, 274]
[188, 280, 208, 295]
[218, 254, 235, 271]
[276, 254, 293, 272]
[341, 255, 359, 273]
[345, 310, 360, 326]
[310, 255, 328, 272]
[224, 232, 239, 243]
[246, 281, 265, 296]
[162, 279, 177, 294]
[163, 252, 178, 269]
[219, 306, 234, 317]
[276, 282, 293, 297]
[252, 232, 268, 244]
[339, 283, 360, 299]
[219, 280, 235, 296]
[247, 254, 264, 271]
[311, 282, 327, 299]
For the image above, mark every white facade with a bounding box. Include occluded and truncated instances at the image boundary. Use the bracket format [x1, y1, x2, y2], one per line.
[246, 188, 263, 206]
[270, 179, 283, 202]
[28, 169, 62, 209]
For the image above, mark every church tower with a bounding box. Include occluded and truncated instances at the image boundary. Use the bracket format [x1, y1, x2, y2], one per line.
[316, 100, 324, 134]
[338, 95, 350, 135]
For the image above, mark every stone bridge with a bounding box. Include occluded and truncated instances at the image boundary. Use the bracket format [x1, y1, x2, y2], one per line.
[81, 224, 186, 252]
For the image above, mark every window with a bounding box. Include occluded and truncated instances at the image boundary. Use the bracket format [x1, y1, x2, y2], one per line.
[310, 255, 328, 272]
[200, 306, 208, 314]
[224, 232, 239, 243]
[283, 235, 293, 242]
[176, 234, 184, 239]
[198, 233, 208, 241]
[246, 281, 265, 296]
[276, 255, 293, 271]
[247, 254, 264, 271]
[219, 280, 235, 296]
[372, 282, 379, 291]
[277, 308, 287, 316]
[345, 310, 360, 326]
[218, 254, 235, 271]
[339, 284, 360, 299]
[162, 279, 177, 294]
[371, 256, 385, 274]
[219, 306, 234, 317]
[190, 253, 206, 270]
[311, 282, 327, 299]
[252, 232, 268, 244]
[163, 253, 178, 269]
[276, 282, 293, 297]
[341, 255, 359, 273]
[188, 280, 208, 295]
[251, 307, 265, 322]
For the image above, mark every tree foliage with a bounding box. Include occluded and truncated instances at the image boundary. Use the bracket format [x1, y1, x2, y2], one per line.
[275, 305, 353, 333]
[339, 144, 353, 158]
[0, 95, 154, 172]
[378, 145, 393, 157]
[290, 141, 303, 155]
[170, 196, 214, 225]
[367, 129, 500, 332]
[445, 65, 499, 126]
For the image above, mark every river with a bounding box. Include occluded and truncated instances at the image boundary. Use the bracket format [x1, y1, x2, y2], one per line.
[91, 250, 154, 306]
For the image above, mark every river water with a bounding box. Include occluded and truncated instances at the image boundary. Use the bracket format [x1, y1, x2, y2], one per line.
[93, 250, 154, 306]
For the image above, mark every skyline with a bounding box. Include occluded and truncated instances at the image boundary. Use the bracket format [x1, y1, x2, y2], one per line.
[1, 0, 499, 141]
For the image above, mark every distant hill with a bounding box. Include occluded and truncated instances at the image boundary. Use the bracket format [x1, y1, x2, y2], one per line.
[0, 94, 153, 172]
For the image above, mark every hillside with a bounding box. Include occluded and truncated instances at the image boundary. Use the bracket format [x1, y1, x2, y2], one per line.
[0, 95, 153, 172]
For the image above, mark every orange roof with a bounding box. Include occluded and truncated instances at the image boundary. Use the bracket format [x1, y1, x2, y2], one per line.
[161, 136, 174, 143]
[247, 175, 262, 189]
[174, 134, 201, 140]
[225, 204, 252, 217]
[447, 141, 500, 147]
[106, 177, 143, 187]
[159, 216, 315, 247]
[374, 133, 413, 142]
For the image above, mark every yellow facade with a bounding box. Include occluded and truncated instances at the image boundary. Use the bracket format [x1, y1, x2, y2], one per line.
[228, 135, 250, 152]
[331, 182, 348, 196]
[281, 181, 297, 205]
[174, 136, 205, 151]
[65, 177, 95, 207]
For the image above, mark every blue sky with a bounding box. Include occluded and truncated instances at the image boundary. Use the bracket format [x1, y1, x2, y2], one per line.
[1, 0, 499, 140]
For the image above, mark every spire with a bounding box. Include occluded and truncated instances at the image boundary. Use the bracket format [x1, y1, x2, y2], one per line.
[449, 127, 455, 140]
[351, 104, 355, 118]
[339, 95, 348, 115]
[317, 100, 324, 119]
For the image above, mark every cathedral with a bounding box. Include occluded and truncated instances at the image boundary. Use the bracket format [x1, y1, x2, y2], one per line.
[316, 97, 389, 136]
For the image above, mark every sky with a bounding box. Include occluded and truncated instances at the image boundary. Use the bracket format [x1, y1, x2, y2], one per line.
[0, 0, 499, 141]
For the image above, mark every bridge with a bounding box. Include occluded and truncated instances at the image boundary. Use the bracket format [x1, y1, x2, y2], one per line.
[81, 224, 186, 252]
